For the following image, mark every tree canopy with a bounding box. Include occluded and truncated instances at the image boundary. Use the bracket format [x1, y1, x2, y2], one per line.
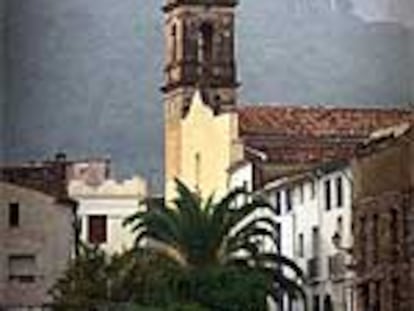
[124, 179, 307, 306]
[52, 180, 307, 310]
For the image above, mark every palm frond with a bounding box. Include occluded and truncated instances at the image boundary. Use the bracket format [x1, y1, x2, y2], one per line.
[124, 179, 305, 302]
[269, 273, 307, 302]
[251, 253, 306, 281]
[122, 210, 146, 227]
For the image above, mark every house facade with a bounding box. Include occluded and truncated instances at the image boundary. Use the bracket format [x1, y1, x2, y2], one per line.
[266, 163, 353, 311]
[0, 182, 76, 307]
[352, 123, 414, 311]
[68, 176, 147, 254]
[229, 160, 354, 311]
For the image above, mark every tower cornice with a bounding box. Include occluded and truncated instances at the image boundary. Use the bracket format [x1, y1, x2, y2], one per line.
[162, 0, 238, 13]
[161, 80, 240, 94]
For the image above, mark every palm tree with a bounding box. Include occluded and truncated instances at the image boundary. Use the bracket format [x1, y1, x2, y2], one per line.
[124, 179, 307, 307]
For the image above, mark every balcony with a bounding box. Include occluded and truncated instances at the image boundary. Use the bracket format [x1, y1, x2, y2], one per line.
[328, 253, 346, 281]
[307, 257, 320, 281]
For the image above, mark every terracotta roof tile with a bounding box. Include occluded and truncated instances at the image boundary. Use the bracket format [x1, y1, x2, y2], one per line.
[237, 105, 414, 137]
[237, 105, 414, 164]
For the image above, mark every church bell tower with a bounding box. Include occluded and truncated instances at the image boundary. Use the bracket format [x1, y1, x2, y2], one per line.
[162, 0, 239, 191]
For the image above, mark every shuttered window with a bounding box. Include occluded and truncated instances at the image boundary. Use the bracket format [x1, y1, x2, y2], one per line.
[8, 255, 36, 283]
[336, 177, 343, 207]
[325, 180, 331, 211]
[9, 202, 19, 227]
[88, 215, 107, 244]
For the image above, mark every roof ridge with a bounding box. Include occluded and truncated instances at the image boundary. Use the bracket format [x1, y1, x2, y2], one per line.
[237, 104, 414, 112]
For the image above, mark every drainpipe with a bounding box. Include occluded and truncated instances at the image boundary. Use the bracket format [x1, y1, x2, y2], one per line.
[73, 201, 80, 258]
[344, 167, 354, 311]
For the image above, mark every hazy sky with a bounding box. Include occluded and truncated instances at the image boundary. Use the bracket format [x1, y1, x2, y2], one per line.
[0, 0, 5, 160]
[1, 0, 414, 191]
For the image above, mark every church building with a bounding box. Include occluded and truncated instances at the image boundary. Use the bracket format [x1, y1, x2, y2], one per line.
[162, 0, 414, 202]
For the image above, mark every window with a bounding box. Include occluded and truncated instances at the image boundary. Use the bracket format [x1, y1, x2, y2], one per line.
[360, 216, 367, 267]
[199, 22, 213, 64]
[402, 206, 409, 257]
[312, 226, 320, 257]
[360, 284, 369, 311]
[195, 152, 201, 192]
[391, 278, 399, 311]
[276, 223, 281, 253]
[298, 183, 304, 204]
[335, 176, 343, 207]
[312, 295, 320, 311]
[88, 215, 107, 244]
[171, 24, 177, 62]
[8, 255, 36, 283]
[298, 233, 304, 257]
[275, 191, 282, 215]
[373, 214, 379, 264]
[337, 216, 343, 234]
[310, 180, 316, 199]
[286, 189, 293, 212]
[323, 295, 334, 311]
[9, 202, 20, 228]
[374, 281, 381, 311]
[287, 296, 293, 311]
[324, 180, 331, 210]
[242, 181, 248, 204]
[391, 209, 398, 259]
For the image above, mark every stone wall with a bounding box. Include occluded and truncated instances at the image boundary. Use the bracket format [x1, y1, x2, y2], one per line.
[352, 127, 414, 311]
[0, 182, 75, 306]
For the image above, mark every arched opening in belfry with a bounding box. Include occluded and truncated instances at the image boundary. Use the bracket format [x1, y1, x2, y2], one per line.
[171, 24, 177, 63]
[198, 22, 214, 66]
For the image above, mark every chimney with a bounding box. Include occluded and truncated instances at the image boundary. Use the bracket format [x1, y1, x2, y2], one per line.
[54, 152, 69, 199]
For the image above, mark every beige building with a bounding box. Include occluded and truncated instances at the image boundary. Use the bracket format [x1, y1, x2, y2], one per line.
[0, 182, 76, 307]
[0, 153, 111, 307]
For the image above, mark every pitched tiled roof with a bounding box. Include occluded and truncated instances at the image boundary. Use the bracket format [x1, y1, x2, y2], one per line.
[236, 105, 414, 164]
[237, 106, 414, 137]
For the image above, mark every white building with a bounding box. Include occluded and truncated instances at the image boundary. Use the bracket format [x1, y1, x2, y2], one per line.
[69, 176, 147, 254]
[228, 160, 355, 311]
